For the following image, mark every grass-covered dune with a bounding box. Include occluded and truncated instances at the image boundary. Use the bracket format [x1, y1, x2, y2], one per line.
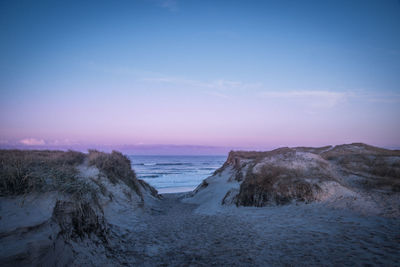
[187, 143, 400, 216]
[0, 150, 147, 198]
[0, 149, 159, 266]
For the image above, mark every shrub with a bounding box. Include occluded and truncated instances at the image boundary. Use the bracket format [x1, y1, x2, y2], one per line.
[235, 164, 323, 207]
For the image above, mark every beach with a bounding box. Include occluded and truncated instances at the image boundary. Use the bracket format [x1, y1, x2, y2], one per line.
[1, 147, 400, 266]
[105, 192, 400, 266]
[2, 0, 399, 265]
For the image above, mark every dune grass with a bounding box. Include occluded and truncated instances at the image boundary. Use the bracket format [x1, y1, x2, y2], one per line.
[0, 149, 146, 199]
[236, 163, 326, 207]
[0, 150, 87, 196]
[87, 150, 142, 198]
[321, 145, 400, 192]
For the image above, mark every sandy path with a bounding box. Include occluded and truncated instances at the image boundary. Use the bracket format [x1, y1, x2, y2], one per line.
[107, 194, 400, 266]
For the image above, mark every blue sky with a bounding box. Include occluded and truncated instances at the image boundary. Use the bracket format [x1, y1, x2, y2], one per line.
[1, 0, 399, 151]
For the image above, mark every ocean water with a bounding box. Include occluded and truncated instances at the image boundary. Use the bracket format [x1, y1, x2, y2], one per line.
[129, 155, 226, 193]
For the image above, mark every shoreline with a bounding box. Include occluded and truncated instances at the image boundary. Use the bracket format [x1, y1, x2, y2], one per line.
[157, 186, 196, 194]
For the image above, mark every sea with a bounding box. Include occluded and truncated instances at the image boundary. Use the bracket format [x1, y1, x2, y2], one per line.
[129, 155, 227, 193]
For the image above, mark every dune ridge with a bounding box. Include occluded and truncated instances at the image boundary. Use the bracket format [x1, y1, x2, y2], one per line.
[186, 143, 400, 216]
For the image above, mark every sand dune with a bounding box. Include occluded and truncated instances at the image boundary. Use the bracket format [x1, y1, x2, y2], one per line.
[1, 144, 400, 266]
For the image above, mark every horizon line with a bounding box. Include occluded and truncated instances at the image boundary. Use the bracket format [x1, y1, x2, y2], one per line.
[1, 142, 400, 154]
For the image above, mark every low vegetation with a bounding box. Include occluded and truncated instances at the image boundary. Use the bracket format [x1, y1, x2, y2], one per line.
[0, 150, 86, 196]
[87, 150, 142, 198]
[235, 164, 324, 206]
[321, 144, 400, 192]
[0, 149, 147, 200]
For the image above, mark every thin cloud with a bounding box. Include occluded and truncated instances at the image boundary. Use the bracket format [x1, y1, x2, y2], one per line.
[143, 77, 203, 87]
[48, 139, 78, 146]
[359, 92, 400, 104]
[154, 0, 178, 11]
[20, 138, 45, 146]
[144, 76, 261, 91]
[205, 91, 230, 99]
[260, 90, 349, 108]
[86, 61, 261, 93]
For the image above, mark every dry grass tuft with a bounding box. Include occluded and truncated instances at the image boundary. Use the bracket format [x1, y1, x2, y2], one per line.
[53, 200, 108, 241]
[236, 164, 325, 207]
[88, 150, 142, 198]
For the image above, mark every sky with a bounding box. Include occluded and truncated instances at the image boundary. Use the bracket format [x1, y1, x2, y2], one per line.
[0, 0, 400, 153]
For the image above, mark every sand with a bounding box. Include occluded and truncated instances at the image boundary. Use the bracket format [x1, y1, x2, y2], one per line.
[157, 186, 196, 194]
[100, 192, 400, 266]
[2, 185, 399, 266]
[2, 145, 400, 266]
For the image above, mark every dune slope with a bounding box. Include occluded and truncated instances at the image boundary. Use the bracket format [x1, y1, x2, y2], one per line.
[0, 150, 160, 266]
[186, 143, 400, 216]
